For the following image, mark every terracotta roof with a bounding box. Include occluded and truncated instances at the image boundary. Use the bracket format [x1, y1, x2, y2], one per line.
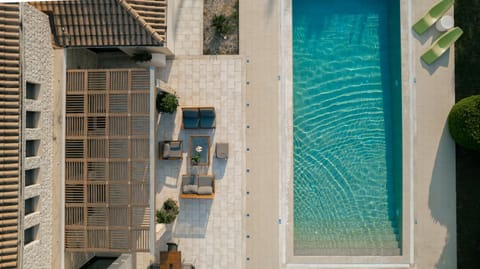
[31, 0, 167, 47]
[0, 3, 20, 269]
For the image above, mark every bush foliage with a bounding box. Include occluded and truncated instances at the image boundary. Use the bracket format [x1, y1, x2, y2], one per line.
[156, 92, 179, 114]
[156, 198, 179, 224]
[448, 95, 480, 151]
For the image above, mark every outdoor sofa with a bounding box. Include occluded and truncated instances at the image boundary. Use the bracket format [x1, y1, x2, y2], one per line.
[180, 174, 215, 199]
[182, 107, 216, 129]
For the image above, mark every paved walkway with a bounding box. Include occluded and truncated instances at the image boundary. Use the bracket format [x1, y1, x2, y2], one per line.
[240, 1, 282, 269]
[172, 0, 203, 55]
[412, 0, 457, 268]
[155, 56, 245, 269]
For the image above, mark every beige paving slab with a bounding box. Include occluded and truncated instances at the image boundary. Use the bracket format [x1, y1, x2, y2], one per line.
[240, 1, 282, 268]
[171, 0, 204, 56]
[412, 1, 457, 268]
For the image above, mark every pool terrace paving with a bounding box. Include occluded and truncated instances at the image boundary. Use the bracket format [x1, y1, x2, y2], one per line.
[153, 0, 457, 268]
[154, 56, 245, 269]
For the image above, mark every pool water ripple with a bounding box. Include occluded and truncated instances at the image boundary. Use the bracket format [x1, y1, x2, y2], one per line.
[293, 0, 402, 256]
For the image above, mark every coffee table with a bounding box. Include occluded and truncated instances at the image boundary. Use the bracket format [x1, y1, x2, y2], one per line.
[190, 136, 210, 166]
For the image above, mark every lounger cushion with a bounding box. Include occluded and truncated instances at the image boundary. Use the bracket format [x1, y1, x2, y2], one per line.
[197, 186, 213, 195]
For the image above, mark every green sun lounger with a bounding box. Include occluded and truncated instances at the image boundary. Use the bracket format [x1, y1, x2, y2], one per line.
[412, 0, 454, 35]
[421, 27, 463, 64]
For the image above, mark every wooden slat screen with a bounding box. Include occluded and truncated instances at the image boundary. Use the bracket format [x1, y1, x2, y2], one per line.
[65, 69, 151, 253]
[0, 3, 20, 267]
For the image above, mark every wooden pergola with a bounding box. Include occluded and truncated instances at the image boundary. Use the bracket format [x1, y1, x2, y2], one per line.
[65, 69, 152, 252]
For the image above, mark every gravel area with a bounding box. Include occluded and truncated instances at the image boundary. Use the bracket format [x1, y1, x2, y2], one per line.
[203, 0, 239, 54]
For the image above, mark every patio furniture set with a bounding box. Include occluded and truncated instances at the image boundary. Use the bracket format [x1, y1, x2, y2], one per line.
[159, 107, 228, 199]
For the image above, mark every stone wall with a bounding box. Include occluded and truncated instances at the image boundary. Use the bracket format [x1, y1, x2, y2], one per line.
[21, 3, 54, 269]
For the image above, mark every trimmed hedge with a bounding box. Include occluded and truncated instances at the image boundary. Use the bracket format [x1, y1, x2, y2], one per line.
[448, 95, 480, 151]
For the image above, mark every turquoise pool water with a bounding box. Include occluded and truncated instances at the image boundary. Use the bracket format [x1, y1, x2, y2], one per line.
[293, 0, 402, 256]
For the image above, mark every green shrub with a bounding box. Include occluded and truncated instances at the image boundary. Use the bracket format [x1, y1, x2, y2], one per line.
[212, 14, 233, 36]
[131, 51, 152, 62]
[156, 198, 179, 224]
[448, 95, 480, 151]
[156, 92, 179, 113]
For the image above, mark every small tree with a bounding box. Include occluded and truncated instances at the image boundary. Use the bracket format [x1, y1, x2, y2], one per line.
[156, 92, 179, 113]
[156, 198, 179, 224]
[448, 95, 480, 151]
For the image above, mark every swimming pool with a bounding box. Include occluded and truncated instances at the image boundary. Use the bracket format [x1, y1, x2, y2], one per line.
[293, 0, 403, 256]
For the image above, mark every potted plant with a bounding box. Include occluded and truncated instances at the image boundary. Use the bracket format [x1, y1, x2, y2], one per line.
[191, 153, 200, 164]
[156, 92, 179, 114]
[192, 145, 202, 164]
[131, 51, 152, 67]
[156, 198, 179, 224]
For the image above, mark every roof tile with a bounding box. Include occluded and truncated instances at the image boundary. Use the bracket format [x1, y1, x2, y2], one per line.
[30, 0, 167, 47]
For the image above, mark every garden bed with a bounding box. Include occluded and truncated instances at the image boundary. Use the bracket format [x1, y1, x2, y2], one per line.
[203, 0, 239, 55]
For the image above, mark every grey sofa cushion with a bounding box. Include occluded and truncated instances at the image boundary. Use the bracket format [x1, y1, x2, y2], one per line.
[183, 184, 198, 194]
[197, 186, 213, 195]
[162, 143, 171, 158]
[182, 175, 198, 194]
[198, 176, 213, 187]
[182, 175, 197, 185]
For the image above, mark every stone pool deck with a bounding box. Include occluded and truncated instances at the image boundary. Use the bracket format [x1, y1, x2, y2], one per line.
[411, 0, 457, 268]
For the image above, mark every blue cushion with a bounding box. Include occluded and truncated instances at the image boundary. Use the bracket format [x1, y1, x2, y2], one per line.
[200, 117, 215, 128]
[183, 109, 198, 118]
[200, 109, 215, 118]
[183, 118, 198, 129]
